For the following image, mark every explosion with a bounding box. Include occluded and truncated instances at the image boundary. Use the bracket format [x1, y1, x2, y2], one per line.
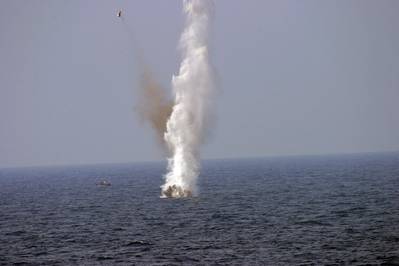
[161, 0, 215, 198]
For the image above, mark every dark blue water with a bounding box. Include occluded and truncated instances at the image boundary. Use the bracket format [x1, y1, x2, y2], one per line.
[1, 153, 399, 265]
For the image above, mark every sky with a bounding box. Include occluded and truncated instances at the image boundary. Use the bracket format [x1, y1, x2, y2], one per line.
[1, 0, 398, 168]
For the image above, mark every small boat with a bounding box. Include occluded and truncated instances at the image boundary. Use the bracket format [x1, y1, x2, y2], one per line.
[97, 180, 111, 186]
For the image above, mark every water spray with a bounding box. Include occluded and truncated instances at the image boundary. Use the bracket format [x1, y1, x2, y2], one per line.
[116, 1, 215, 198]
[161, 0, 215, 198]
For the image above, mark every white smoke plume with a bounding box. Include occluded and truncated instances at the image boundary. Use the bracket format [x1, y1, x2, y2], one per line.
[161, 0, 215, 198]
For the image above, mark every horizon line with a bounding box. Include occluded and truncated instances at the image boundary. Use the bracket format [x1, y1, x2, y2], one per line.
[1, 149, 398, 171]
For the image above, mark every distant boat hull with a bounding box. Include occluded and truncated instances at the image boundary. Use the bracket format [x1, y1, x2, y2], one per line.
[97, 180, 111, 186]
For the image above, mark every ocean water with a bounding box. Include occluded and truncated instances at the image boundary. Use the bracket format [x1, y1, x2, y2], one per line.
[1, 153, 399, 265]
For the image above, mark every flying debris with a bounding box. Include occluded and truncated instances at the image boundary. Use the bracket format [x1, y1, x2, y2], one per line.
[117, 10, 122, 17]
[162, 185, 192, 198]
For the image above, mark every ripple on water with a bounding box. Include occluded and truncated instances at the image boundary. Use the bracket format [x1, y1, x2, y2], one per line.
[0, 154, 399, 264]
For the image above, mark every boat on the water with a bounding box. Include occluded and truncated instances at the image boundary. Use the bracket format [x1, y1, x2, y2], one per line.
[96, 180, 111, 186]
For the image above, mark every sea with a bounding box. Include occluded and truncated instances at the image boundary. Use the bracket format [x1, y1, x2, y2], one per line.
[1, 152, 399, 265]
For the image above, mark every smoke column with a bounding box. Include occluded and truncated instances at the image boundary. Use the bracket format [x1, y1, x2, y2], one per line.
[136, 68, 173, 148]
[161, 0, 215, 198]
[119, 13, 173, 150]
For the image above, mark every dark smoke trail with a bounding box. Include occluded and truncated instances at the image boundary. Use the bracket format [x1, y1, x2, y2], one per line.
[119, 12, 173, 150]
[136, 68, 173, 148]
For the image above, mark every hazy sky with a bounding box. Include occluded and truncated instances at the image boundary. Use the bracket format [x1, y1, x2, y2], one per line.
[1, 0, 398, 168]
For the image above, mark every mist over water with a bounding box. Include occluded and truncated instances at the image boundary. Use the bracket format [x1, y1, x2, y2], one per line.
[161, 0, 215, 198]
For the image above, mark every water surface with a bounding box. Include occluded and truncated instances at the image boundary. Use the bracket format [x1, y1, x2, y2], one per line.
[1, 153, 399, 265]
